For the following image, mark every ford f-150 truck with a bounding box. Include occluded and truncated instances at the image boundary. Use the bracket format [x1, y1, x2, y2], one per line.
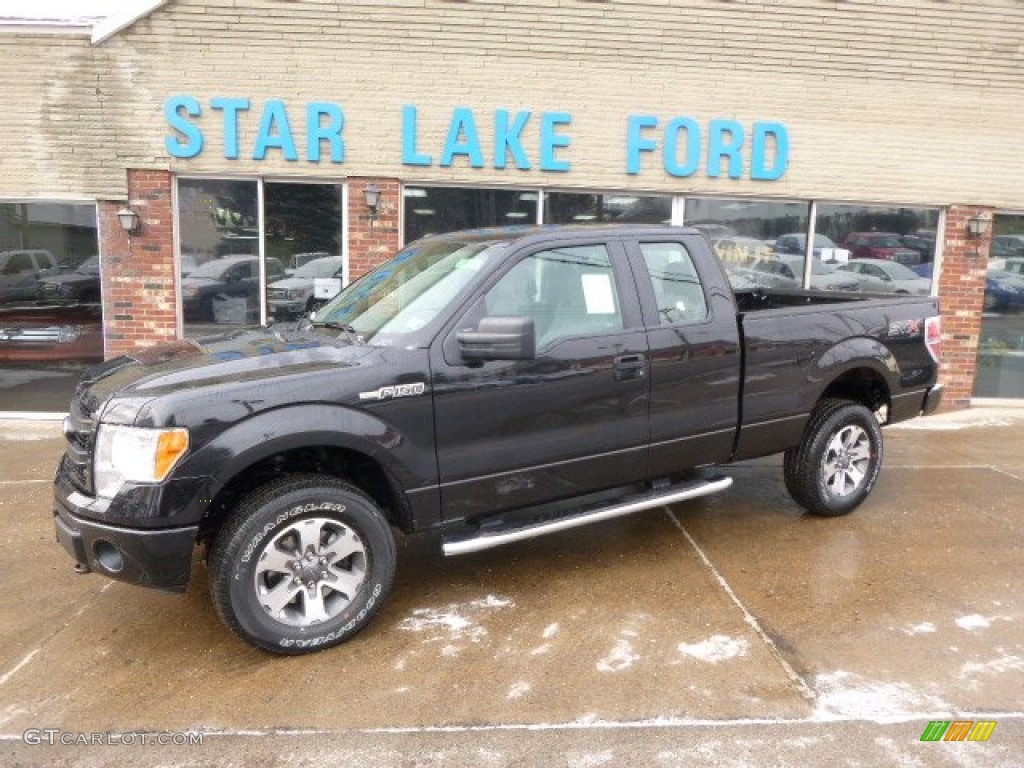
[53, 225, 943, 653]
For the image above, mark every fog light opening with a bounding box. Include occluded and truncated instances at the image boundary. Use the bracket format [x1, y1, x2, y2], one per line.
[93, 540, 124, 573]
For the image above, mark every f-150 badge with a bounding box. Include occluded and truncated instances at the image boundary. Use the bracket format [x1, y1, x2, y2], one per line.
[359, 382, 427, 401]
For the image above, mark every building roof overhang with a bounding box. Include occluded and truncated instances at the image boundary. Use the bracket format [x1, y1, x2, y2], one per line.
[91, 0, 168, 45]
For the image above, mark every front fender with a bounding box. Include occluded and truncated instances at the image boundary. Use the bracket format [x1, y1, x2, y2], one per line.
[171, 403, 438, 526]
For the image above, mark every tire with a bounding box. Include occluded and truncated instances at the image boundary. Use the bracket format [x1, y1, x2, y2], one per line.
[783, 399, 883, 517]
[208, 474, 396, 654]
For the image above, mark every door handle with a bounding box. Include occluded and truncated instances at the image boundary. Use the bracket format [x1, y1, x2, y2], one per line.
[613, 353, 647, 381]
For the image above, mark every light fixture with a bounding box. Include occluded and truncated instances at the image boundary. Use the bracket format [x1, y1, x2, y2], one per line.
[363, 184, 381, 218]
[117, 206, 140, 235]
[966, 213, 991, 239]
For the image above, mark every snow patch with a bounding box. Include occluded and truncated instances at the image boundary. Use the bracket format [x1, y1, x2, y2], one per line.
[397, 595, 514, 652]
[507, 681, 531, 700]
[542, 623, 560, 639]
[677, 635, 751, 663]
[568, 751, 615, 768]
[813, 671, 950, 720]
[960, 654, 1024, 682]
[902, 622, 936, 636]
[889, 407, 1024, 431]
[956, 614, 991, 631]
[596, 638, 638, 673]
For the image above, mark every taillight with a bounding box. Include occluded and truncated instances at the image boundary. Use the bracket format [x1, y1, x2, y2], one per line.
[924, 315, 941, 364]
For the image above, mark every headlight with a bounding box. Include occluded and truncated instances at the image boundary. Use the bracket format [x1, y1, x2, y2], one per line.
[94, 425, 189, 499]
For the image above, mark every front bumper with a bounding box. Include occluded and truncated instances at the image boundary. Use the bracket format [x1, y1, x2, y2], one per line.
[54, 489, 197, 592]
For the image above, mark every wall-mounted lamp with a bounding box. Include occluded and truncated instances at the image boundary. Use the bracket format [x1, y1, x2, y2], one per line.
[117, 206, 140, 235]
[363, 184, 381, 219]
[966, 213, 991, 239]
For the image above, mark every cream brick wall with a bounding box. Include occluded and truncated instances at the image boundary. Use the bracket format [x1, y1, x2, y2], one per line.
[1, 0, 1022, 207]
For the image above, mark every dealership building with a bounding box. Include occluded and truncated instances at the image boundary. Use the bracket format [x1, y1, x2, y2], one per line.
[1, 0, 1022, 412]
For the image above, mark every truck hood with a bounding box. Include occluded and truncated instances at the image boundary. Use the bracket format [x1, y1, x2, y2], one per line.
[76, 326, 375, 421]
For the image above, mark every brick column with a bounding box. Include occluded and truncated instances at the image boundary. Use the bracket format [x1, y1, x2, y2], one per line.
[936, 205, 993, 410]
[347, 178, 401, 281]
[99, 170, 178, 358]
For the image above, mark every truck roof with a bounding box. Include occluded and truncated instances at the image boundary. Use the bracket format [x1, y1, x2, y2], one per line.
[417, 223, 701, 249]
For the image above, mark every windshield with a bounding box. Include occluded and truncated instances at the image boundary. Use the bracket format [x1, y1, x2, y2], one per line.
[313, 239, 503, 343]
[292, 258, 342, 278]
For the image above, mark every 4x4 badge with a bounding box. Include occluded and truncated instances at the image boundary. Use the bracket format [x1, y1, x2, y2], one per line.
[359, 382, 427, 401]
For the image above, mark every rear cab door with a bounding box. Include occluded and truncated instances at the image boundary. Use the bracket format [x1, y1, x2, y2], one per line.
[623, 233, 742, 475]
[430, 233, 651, 522]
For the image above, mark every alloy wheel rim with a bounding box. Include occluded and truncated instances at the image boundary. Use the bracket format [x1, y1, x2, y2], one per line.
[822, 424, 872, 498]
[253, 516, 366, 627]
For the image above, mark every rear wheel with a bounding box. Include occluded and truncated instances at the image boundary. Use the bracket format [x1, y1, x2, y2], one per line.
[783, 399, 883, 517]
[208, 474, 396, 654]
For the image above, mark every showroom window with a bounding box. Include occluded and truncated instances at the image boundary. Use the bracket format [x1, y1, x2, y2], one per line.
[814, 203, 940, 293]
[403, 186, 537, 243]
[0, 201, 100, 412]
[177, 178, 345, 335]
[974, 211, 1024, 399]
[683, 197, 809, 291]
[545, 192, 672, 225]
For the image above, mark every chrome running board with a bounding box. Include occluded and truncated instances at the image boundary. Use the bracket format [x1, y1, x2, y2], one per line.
[442, 476, 732, 556]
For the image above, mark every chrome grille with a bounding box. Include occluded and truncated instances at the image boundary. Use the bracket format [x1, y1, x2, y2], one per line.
[63, 400, 95, 495]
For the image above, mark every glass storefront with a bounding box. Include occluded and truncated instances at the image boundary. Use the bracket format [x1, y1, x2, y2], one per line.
[683, 197, 812, 291]
[545, 192, 671, 225]
[0, 202, 100, 411]
[403, 186, 537, 242]
[815, 203, 940, 294]
[975, 212, 1024, 399]
[177, 179, 344, 335]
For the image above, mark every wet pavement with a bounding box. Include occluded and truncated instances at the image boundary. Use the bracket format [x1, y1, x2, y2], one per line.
[0, 409, 1022, 766]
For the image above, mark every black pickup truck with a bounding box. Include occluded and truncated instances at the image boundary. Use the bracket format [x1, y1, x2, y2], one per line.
[54, 225, 943, 653]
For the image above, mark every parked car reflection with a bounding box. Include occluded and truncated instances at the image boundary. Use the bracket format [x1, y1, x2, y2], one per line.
[267, 255, 344, 319]
[37, 255, 101, 303]
[842, 232, 921, 265]
[181, 255, 285, 322]
[836, 258, 931, 294]
[0, 303, 103, 362]
[749, 255, 861, 291]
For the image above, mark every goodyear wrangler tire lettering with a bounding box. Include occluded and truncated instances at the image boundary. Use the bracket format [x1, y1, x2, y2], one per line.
[208, 475, 395, 655]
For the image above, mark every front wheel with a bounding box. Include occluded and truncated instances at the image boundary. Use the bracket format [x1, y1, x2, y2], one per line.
[208, 475, 396, 654]
[783, 399, 883, 517]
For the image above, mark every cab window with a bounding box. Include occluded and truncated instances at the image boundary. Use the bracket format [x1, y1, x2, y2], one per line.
[637, 242, 708, 324]
[481, 244, 624, 350]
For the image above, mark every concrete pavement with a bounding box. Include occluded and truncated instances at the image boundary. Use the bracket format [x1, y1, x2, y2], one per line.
[0, 409, 1022, 766]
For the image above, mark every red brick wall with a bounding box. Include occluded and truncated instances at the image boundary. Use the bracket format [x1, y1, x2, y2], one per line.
[347, 178, 401, 280]
[936, 205, 993, 410]
[99, 170, 178, 358]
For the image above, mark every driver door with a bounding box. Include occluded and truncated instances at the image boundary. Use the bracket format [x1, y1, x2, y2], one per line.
[430, 239, 650, 522]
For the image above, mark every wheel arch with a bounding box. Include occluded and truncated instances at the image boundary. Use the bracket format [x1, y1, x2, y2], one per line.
[186, 406, 426, 544]
[811, 338, 896, 417]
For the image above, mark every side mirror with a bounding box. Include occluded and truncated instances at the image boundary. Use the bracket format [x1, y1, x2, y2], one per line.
[457, 316, 535, 362]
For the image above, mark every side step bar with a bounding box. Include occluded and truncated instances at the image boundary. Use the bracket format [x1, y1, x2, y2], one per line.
[443, 476, 732, 556]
